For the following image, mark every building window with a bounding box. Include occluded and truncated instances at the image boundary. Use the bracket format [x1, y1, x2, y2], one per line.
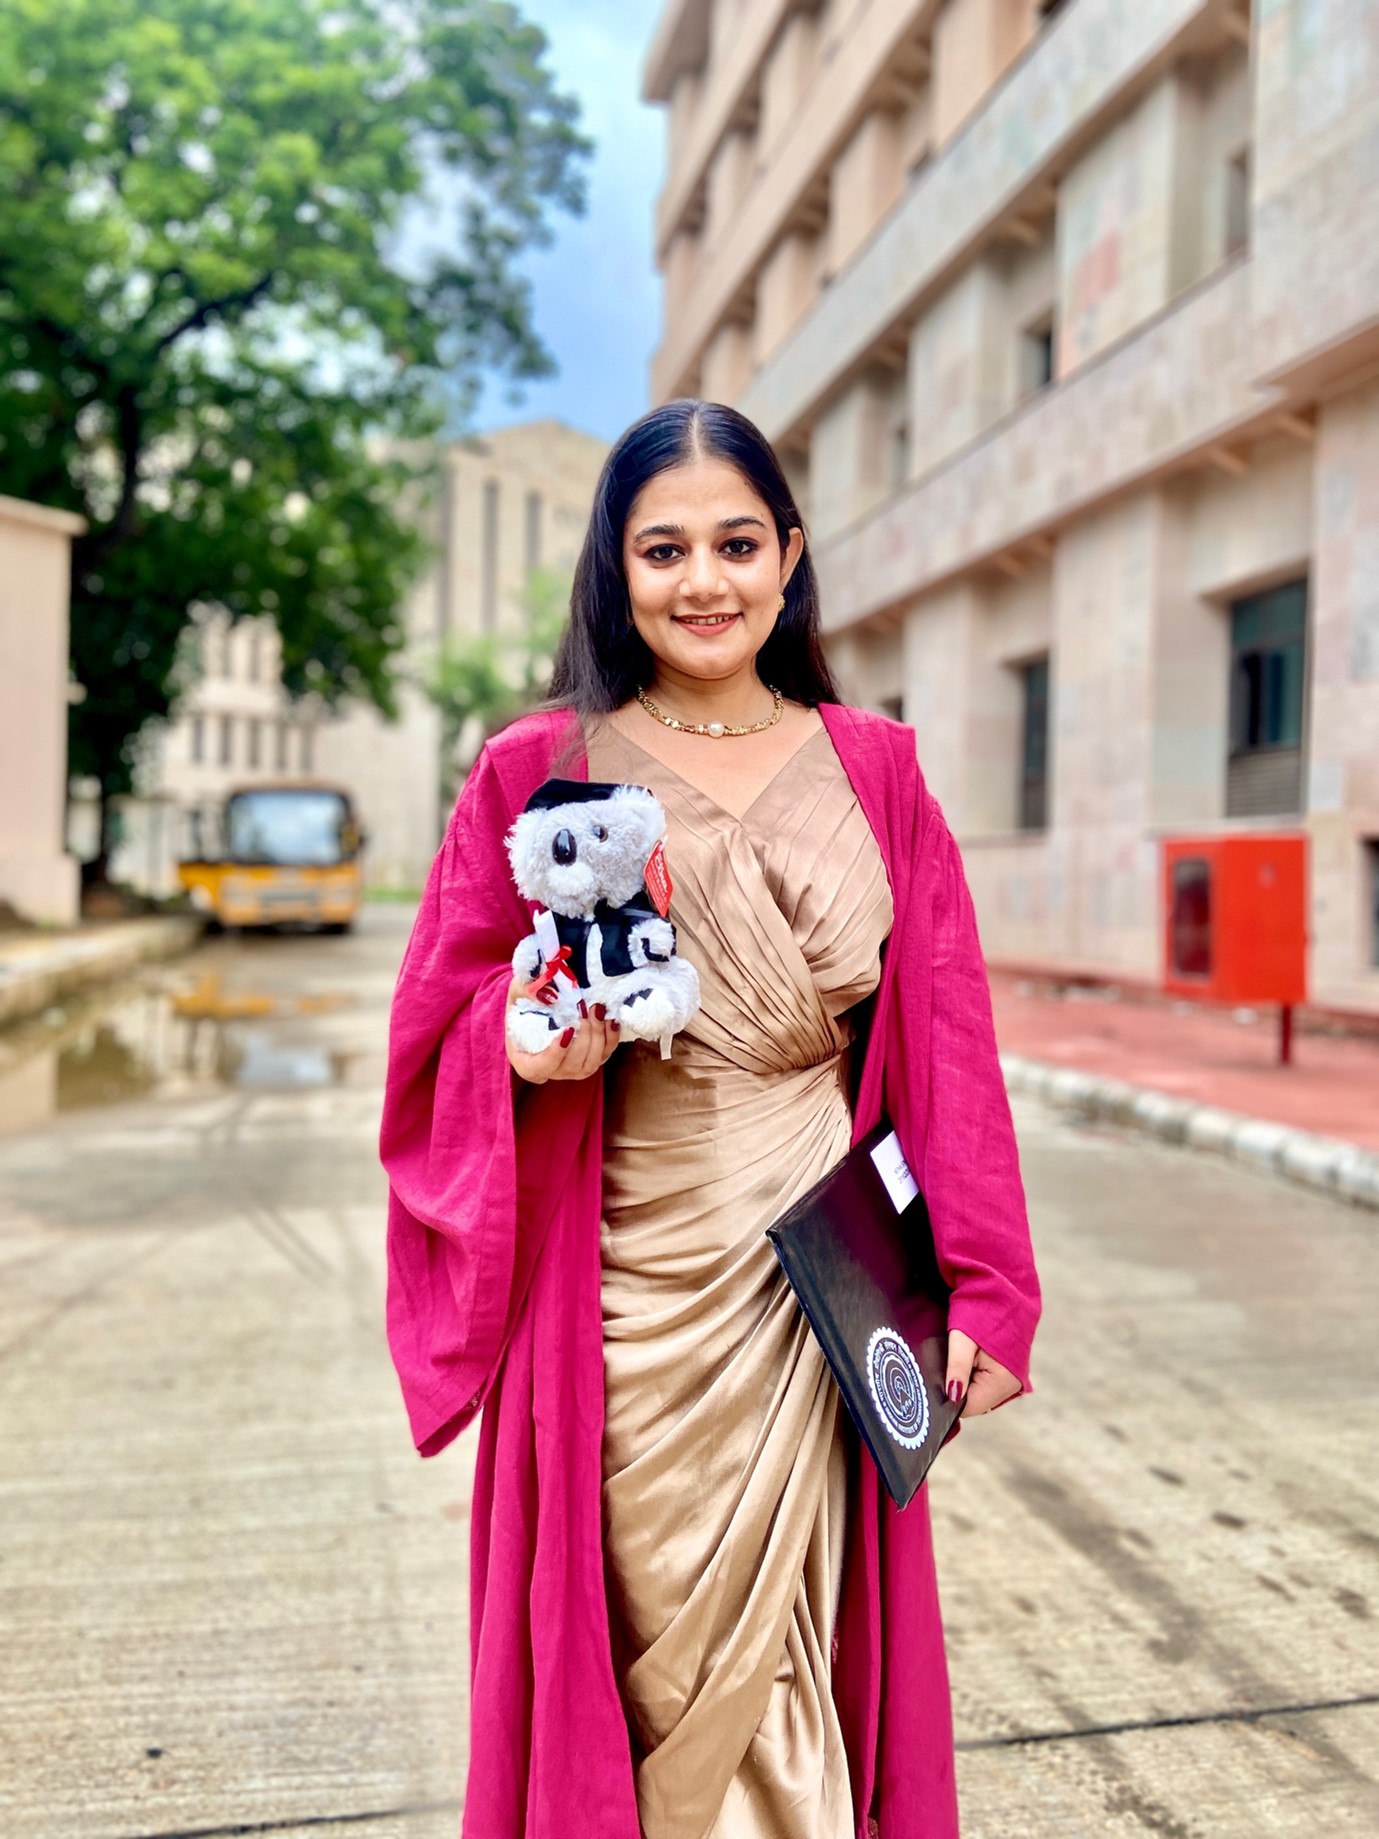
[1019, 655, 1050, 831]
[1225, 146, 1250, 261]
[524, 489, 543, 574]
[887, 414, 910, 490]
[1226, 579, 1307, 817]
[247, 718, 261, 769]
[219, 714, 234, 767]
[482, 478, 500, 632]
[275, 720, 289, 772]
[190, 714, 205, 765]
[1366, 841, 1379, 970]
[1020, 313, 1056, 397]
[300, 725, 315, 774]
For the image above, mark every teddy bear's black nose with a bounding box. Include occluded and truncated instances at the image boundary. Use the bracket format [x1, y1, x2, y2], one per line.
[552, 828, 577, 866]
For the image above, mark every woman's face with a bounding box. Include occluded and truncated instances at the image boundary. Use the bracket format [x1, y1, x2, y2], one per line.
[622, 456, 804, 688]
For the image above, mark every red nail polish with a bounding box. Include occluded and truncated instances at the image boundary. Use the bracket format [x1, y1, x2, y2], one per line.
[947, 1379, 965, 1406]
[577, 999, 588, 1019]
[609, 1019, 620, 1032]
[594, 1003, 607, 1020]
[559, 1028, 575, 1047]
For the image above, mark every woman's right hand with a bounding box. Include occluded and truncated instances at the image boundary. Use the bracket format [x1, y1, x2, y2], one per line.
[505, 975, 621, 1084]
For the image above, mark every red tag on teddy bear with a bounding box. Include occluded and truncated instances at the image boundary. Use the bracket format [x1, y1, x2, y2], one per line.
[644, 840, 673, 917]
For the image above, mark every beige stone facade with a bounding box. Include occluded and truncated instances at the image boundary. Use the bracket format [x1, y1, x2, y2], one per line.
[646, 0, 1379, 1013]
[115, 418, 606, 894]
[0, 495, 83, 924]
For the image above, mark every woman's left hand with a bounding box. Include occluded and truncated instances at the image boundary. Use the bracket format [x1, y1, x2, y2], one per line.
[945, 1330, 1022, 1417]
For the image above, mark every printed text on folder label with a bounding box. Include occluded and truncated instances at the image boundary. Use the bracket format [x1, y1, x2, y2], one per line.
[870, 1130, 920, 1213]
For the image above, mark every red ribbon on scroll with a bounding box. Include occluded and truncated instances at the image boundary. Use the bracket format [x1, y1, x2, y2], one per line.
[527, 944, 578, 1006]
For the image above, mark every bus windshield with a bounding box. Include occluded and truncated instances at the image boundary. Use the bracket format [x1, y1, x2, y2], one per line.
[225, 790, 355, 867]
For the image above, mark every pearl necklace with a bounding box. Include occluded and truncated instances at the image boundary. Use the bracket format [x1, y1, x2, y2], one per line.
[636, 684, 784, 739]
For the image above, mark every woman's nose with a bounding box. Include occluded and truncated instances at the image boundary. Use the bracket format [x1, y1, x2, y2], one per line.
[682, 545, 725, 601]
[552, 829, 577, 866]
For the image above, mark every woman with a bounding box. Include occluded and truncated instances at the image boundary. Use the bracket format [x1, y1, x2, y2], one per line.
[380, 400, 1040, 1839]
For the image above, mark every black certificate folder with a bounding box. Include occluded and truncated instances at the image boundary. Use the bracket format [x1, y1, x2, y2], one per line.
[766, 1121, 960, 1510]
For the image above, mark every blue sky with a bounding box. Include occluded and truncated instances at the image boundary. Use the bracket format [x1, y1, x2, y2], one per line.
[469, 2, 665, 444]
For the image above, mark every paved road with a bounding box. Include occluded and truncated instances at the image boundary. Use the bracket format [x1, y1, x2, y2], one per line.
[0, 908, 1375, 1839]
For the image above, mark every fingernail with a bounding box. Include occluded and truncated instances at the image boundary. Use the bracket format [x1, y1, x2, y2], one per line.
[947, 1379, 965, 1406]
[594, 1003, 606, 1020]
[577, 999, 588, 1019]
[559, 1028, 574, 1047]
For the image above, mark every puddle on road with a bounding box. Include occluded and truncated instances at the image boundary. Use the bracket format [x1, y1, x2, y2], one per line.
[0, 969, 361, 1137]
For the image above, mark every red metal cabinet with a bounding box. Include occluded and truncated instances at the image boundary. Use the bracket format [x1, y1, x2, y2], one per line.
[1162, 834, 1307, 1006]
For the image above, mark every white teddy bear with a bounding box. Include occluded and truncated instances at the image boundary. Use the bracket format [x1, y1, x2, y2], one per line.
[505, 779, 701, 1060]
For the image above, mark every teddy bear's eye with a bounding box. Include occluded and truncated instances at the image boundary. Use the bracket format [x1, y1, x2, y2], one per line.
[592, 824, 607, 841]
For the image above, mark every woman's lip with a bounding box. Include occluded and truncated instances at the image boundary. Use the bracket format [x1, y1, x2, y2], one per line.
[673, 611, 741, 627]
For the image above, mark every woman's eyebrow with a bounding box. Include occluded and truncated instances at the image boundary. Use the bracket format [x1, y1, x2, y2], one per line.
[632, 514, 768, 542]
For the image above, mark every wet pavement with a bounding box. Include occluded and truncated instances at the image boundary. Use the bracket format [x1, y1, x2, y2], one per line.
[1, 908, 1376, 1838]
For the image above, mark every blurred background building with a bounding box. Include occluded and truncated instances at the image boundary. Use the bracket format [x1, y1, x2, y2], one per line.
[645, 0, 1379, 1015]
[0, 494, 83, 926]
[109, 418, 607, 896]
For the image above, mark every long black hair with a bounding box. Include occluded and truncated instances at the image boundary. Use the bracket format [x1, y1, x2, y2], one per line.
[549, 399, 841, 713]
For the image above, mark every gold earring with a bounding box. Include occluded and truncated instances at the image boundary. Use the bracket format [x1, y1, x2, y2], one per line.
[777, 593, 786, 612]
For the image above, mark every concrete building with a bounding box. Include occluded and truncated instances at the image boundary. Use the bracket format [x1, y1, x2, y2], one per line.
[0, 494, 83, 925]
[426, 418, 609, 643]
[645, 0, 1379, 1015]
[116, 418, 607, 894]
[311, 418, 607, 883]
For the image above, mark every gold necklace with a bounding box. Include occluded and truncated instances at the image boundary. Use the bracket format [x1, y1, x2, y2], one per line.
[636, 684, 784, 739]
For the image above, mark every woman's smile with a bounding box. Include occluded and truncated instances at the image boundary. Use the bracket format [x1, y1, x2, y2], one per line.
[672, 610, 741, 632]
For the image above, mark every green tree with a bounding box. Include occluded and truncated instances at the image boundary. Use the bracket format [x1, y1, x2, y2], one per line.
[423, 562, 568, 804]
[0, 0, 588, 863]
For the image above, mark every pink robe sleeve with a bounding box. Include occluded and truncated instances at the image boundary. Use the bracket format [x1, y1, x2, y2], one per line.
[920, 793, 1041, 1394]
[379, 743, 592, 1456]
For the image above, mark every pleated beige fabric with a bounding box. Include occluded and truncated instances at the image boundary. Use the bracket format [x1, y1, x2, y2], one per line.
[586, 719, 895, 1839]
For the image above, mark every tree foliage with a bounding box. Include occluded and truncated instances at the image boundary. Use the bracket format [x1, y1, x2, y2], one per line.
[0, 0, 589, 826]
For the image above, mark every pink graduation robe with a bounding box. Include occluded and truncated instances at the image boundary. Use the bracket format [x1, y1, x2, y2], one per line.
[379, 700, 1041, 1839]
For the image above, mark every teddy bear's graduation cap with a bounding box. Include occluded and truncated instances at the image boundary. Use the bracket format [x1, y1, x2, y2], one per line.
[522, 778, 640, 812]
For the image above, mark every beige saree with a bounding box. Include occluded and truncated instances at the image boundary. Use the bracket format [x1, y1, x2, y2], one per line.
[587, 720, 895, 1839]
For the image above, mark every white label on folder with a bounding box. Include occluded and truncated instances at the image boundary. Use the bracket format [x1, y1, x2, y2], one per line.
[533, 908, 560, 961]
[870, 1130, 919, 1214]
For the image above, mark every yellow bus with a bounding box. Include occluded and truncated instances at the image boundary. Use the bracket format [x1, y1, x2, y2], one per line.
[178, 782, 365, 933]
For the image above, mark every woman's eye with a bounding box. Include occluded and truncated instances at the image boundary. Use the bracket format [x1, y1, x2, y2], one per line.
[644, 544, 680, 563]
[723, 538, 758, 557]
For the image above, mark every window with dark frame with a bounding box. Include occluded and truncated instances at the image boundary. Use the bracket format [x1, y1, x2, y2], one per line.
[524, 489, 543, 576]
[1020, 312, 1055, 397]
[1019, 655, 1050, 831]
[1225, 145, 1250, 261]
[1226, 577, 1308, 817]
[275, 720, 289, 772]
[482, 478, 501, 633]
[247, 718, 261, 769]
[219, 714, 233, 768]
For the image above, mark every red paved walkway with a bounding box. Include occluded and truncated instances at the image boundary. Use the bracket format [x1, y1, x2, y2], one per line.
[988, 971, 1379, 1152]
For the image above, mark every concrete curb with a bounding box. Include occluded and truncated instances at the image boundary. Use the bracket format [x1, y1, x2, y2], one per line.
[0, 916, 203, 1029]
[1000, 1052, 1379, 1215]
